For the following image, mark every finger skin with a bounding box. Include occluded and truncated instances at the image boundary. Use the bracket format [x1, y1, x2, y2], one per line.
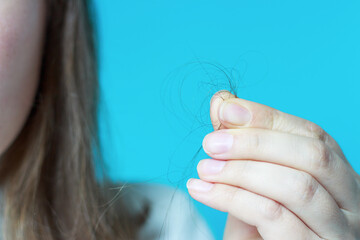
[197, 159, 349, 239]
[223, 214, 262, 240]
[210, 90, 236, 130]
[207, 90, 359, 239]
[210, 91, 263, 239]
[187, 179, 321, 240]
[210, 90, 345, 160]
[202, 128, 359, 211]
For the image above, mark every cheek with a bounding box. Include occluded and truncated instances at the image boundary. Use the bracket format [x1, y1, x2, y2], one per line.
[0, 1, 45, 155]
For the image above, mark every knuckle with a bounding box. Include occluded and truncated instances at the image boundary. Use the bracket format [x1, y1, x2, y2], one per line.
[262, 109, 279, 130]
[271, 109, 285, 130]
[260, 198, 283, 221]
[222, 186, 241, 211]
[309, 139, 331, 170]
[205, 184, 229, 212]
[306, 121, 326, 140]
[229, 160, 250, 180]
[292, 171, 319, 204]
[245, 132, 262, 152]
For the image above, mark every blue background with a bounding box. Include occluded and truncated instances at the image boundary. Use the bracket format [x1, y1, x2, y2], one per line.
[93, 1, 360, 239]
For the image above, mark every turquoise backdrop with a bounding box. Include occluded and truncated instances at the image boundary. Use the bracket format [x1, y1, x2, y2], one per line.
[94, 1, 360, 239]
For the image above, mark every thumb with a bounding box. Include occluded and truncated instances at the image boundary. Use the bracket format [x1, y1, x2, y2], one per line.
[210, 90, 236, 131]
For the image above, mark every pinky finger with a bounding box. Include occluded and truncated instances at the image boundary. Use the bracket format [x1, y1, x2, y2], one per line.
[187, 179, 321, 240]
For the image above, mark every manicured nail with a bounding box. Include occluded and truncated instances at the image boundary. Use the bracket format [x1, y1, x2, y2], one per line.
[220, 102, 251, 125]
[186, 178, 214, 192]
[203, 131, 233, 154]
[198, 159, 225, 175]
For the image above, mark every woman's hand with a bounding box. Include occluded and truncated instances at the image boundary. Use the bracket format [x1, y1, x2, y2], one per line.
[186, 90, 360, 240]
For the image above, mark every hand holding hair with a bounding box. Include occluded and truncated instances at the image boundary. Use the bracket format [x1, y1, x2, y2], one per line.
[187, 90, 360, 240]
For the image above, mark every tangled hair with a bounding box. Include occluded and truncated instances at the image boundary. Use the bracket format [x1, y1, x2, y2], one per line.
[0, 0, 149, 239]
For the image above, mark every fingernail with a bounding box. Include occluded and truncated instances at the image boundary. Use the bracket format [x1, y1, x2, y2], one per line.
[220, 102, 251, 125]
[203, 131, 233, 154]
[186, 178, 214, 192]
[210, 90, 229, 105]
[198, 159, 225, 175]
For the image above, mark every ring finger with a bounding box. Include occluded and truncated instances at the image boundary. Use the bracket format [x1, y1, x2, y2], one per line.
[202, 128, 358, 211]
[197, 159, 349, 239]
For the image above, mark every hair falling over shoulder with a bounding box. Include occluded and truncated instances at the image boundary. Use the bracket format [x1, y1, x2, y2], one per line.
[0, 1, 149, 239]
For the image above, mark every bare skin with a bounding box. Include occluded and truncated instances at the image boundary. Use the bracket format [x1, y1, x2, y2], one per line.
[187, 90, 360, 239]
[2, 1, 359, 239]
[0, 0, 45, 156]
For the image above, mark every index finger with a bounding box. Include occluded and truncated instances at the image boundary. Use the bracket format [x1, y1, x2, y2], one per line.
[210, 90, 344, 157]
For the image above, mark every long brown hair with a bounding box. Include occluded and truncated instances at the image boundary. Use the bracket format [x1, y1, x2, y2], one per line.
[0, 0, 149, 239]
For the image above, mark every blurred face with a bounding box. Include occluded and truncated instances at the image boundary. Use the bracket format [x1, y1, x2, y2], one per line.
[0, 1, 45, 155]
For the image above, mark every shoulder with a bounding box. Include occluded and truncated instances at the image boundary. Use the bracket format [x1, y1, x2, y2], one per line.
[124, 182, 215, 240]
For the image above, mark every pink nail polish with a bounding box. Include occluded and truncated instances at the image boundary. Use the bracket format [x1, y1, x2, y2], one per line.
[203, 131, 233, 154]
[186, 179, 213, 192]
[220, 102, 251, 125]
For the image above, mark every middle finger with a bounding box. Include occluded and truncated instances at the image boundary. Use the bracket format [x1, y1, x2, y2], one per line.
[202, 128, 359, 211]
